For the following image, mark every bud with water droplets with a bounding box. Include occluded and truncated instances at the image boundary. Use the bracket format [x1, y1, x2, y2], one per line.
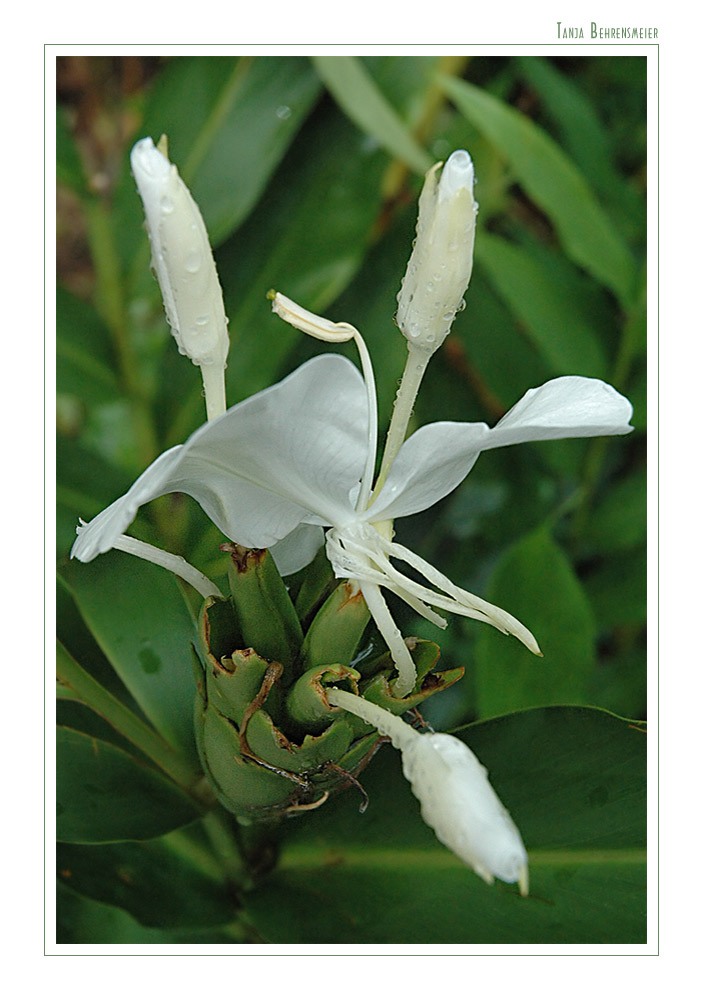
[326, 688, 529, 895]
[395, 149, 478, 355]
[131, 136, 229, 420]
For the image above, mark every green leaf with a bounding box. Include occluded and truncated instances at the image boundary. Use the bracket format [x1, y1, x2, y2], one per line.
[213, 110, 389, 405]
[57, 728, 200, 843]
[57, 835, 235, 928]
[56, 881, 245, 944]
[474, 526, 596, 715]
[311, 56, 432, 174]
[141, 56, 322, 245]
[59, 551, 199, 760]
[440, 75, 638, 306]
[476, 231, 608, 377]
[515, 57, 646, 245]
[243, 706, 645, 944]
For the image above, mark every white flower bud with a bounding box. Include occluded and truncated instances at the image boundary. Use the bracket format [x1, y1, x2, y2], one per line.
[395, 149, 478, 354]
[130, 137, 229, 372]
[326, 688, 528, 894]
[401, 732, 529, 894]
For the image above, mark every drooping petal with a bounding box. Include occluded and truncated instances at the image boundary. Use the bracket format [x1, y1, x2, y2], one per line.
[369, 376, 633, 521]
[72, 355, 367, 562]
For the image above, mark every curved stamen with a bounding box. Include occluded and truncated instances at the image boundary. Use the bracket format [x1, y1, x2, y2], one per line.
[269, 292, 378, 512]
[326, 524, 540, 655]
[109, 532, 224, 599]
[376, 536, 541, 654]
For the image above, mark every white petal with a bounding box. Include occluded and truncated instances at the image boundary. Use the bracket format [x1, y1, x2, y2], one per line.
[368, 420, 488, 521]
[369, 376, 633, 521]
[72, 355, 367, 562]
[485, 375, 634, 449]
[269, 523, 325, 577]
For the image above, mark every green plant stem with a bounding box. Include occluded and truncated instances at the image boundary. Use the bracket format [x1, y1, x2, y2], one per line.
[56, 640, 207, 802]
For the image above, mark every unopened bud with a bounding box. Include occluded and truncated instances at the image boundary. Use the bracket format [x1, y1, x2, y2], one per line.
[131, 137, 229, 372]
[396, 149, 478, 354]
[326, 688, 528, 894]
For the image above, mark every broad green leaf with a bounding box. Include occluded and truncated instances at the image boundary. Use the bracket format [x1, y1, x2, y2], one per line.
[140, 55, 322, 245]
[59, 550, 199, 760]
[474, 525, 596, 715]
[56, 882, 244, 944]
[311, 56, 432, 174]
[57, 835, 235, 928]
[243, 706, 646, 944]
[56, 285, 121, 404]
[57, 728, 199, 843]
[440, 75, 638, 307]
[476, 231, 607, 377]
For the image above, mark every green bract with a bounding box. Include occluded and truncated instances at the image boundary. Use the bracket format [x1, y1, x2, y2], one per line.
[193, 544, 464, 819]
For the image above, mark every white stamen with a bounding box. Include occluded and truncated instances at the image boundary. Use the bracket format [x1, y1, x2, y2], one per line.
[110, 532, 223, 599]
[270, 291, 378, 511]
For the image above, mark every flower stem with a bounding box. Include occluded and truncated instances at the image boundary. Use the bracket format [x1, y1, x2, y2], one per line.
[371, 344, 430, 501]
[325, 687, 416, 750]
[200, 362, 228, 422]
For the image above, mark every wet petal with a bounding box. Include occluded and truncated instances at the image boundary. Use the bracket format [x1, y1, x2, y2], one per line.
[72, 355, 367, 561]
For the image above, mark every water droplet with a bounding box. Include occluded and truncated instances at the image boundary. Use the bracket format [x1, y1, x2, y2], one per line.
[276, 105, 292, 120]
[427, 281, 435, 291]
[160, 195, 174, 214]
[195, 315, 209, 327]
[457, 298, 467, 313]
[185, 251, 201, 274]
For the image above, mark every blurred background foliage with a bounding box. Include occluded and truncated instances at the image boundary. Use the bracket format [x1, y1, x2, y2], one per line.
[56, 53, 647, 945]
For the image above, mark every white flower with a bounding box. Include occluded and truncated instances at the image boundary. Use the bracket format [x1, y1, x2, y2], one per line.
[395, 150, 478, 355]
[326, 688, 529, 893]
[72, 313, 633, 696]
[131, 136, 229, 420]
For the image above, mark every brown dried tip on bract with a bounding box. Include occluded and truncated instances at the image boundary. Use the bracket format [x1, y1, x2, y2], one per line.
[220, 541, 267, 573]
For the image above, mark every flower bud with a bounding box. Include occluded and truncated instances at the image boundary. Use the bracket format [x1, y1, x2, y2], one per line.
[130, 137, 229, 372]
[395, 149, 478, 354]
[401, 732, 528, 894]
[326, 688, 528, 894]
